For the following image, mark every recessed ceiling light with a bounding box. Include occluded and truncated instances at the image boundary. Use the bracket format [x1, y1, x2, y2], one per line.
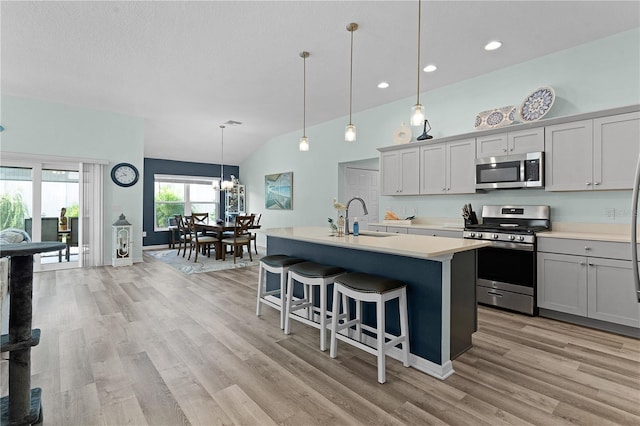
[484, 40, 502, 51]
[377, 81, 389, 89]
[423, 64, 437, 73]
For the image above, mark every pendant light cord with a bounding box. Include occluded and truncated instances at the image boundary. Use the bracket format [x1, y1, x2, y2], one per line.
[349, 25, 354, 125]
[303, 54, 307, 137]
[416, 0, 422, 106]
[220, 125, 225, 184]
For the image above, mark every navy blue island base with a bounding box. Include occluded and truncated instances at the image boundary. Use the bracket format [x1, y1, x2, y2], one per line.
[266, 232, 479, 380]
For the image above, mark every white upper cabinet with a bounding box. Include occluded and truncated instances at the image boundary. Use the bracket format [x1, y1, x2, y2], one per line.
[380, 146, 419, 195]
[545, 120, 593, 191]
[420, 138, 475, 195]
[545, 112, 640, 191]
[593, 112, 640, 190]
[546, 112, 640, 191]
[476, 128, 544, 158]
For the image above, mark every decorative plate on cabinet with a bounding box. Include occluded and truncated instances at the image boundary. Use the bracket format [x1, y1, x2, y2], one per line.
[518, 86, 555, 122]
[475, 106, 516, 130]
[393, 122, 412, 144]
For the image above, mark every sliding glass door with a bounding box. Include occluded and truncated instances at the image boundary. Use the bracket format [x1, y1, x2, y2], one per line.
[1, 163, 80, 270]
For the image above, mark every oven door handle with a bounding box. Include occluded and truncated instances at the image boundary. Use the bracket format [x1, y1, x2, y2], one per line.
[487, 241, 535, 251]
[486, 291, 504, 297]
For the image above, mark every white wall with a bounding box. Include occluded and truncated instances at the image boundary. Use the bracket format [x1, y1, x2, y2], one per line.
[241, 28, 640, 237]
[0, 96, 145, 264]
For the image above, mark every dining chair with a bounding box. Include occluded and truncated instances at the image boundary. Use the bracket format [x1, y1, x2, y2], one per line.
[191, 212, 209, 224]
[188, 216, 218, 262]
[249, 213, 262, 255]
[221, 214, 254, 264]
[175, 215, 191, 257]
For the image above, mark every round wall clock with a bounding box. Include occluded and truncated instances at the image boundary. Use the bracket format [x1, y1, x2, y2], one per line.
[111, 163, 139, 187]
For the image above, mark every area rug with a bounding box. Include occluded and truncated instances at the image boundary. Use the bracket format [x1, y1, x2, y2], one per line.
[147, 249, 263, 274]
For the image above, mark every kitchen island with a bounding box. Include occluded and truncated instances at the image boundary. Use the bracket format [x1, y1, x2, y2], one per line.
[263, 226, 489, 380]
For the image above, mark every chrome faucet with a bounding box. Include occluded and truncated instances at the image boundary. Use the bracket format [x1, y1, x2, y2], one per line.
[344, 196, 368, 235]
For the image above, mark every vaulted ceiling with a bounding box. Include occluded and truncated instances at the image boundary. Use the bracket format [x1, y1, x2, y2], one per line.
[2, 1, 639, 164]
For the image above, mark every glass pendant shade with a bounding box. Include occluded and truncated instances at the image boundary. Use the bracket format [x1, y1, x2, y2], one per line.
[411, 104, 425, 127]
[299, 136, 309, 151]
[345, 124, 356, 142]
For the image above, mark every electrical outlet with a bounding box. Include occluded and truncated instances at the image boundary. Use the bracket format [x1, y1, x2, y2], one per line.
[605, 208, 632, 219]
[142, 231, 147, 237]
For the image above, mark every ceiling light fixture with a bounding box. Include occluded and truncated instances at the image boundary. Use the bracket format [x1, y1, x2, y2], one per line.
[299, 51, 310, 152]
[345, 22, 358, 142]
[484, 40, 502, 51]
[377, 81, 390, 89]
[216, 125, 234, 191]
[423, 64, 437, 73]
[410, 0, 425, 127]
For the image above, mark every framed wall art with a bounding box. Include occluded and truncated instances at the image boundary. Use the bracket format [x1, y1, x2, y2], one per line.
[265, 172, 293, 210]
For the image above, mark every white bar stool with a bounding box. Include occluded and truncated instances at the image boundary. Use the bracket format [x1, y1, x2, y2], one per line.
[256, 255, 306, 329]
[284, 262, 346, 351]
[329, 272, 410, 384]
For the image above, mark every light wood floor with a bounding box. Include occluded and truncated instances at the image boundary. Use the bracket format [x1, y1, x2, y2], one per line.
[2, 252, 639, 425]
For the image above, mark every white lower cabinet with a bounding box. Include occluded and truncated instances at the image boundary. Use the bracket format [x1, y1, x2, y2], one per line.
[538, 238, 640, 328]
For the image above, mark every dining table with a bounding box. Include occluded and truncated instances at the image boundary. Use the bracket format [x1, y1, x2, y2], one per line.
[195, 221, 261, 260]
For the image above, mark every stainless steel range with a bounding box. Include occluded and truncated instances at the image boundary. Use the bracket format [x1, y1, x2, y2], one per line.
[463, 205, 550, 315]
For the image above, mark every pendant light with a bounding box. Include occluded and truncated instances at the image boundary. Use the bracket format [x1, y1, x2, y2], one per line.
[345, 22, 358, 142]
[410, 0, 425, 127]
[219, 125, 234, 191]
[299, 51, 310, 151]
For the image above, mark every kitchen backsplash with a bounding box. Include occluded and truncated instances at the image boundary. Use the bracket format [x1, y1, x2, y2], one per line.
[381, 188, 634, 228]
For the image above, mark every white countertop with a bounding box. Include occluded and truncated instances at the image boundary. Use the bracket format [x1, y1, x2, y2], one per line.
[263, 226, 489, 260]
[539, 231, 636, 243]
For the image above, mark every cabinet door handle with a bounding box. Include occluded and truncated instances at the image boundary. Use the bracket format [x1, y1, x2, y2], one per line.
[588, 263, 595, 267]
[580, 262, 586, 266]
[442, 188, 446, 191]
[594, 182, 600, 186]
[502, 148, 507, 152]
[509, 148, 514, 152]
[586, 182, 592, 186]
[584, 246, 591, 251]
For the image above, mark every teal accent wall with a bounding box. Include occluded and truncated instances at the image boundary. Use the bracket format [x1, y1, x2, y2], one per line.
[0, 95, 145, 264]
[241, 28, 640, 232]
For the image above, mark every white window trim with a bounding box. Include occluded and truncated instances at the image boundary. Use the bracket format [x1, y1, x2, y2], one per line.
[153, 174, 220, 232]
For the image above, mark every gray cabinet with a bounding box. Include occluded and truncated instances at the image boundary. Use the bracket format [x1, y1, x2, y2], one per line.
[545, 112, 640, 191]
[538, 252, 588, 316]
[476, 128, 544, 158]
[537, 237, 640, 328]
[380, 147, 419, 195]
[420, 138, 475, 195]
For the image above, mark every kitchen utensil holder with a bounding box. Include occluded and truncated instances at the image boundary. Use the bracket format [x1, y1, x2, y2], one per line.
[464, 212, 478, 227]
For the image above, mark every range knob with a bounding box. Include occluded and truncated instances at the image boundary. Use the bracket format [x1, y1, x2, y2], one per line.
[509, 235, 516, 241]
[469, 232, 476, 238]
[518, 236, 525, 242]
[477, 233, 483, 238]
[492, 234, 499, 239]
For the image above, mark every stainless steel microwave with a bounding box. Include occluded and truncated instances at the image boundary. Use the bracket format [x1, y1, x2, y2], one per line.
[475, 152, 544, 190]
